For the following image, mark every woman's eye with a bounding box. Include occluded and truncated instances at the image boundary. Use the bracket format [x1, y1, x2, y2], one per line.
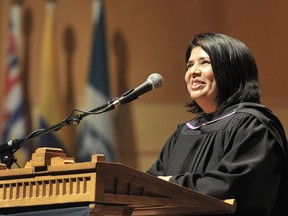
[187, 63, 194, 69]
[202, 60, 211, 65]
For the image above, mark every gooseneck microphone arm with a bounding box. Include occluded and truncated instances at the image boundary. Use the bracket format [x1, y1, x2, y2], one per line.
[0, 73, 164, 169]
[0, 99, 115, 169]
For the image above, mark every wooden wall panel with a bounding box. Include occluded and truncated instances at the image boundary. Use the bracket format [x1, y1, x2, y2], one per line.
[0, 0, 287, 171]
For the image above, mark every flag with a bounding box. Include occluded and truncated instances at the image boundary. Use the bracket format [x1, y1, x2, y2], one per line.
[77, 0, 116, 162]
[37, 0, 76, 156]
[0, 1, 29, 168]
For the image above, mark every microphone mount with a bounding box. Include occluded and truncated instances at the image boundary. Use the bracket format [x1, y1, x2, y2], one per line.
[0, 98, 116, 169]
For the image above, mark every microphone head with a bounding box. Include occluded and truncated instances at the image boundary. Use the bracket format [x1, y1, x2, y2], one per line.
[148, 73, 164, 89]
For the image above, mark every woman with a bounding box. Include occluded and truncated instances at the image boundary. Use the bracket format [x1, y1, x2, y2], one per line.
[147, 33, 288, 216]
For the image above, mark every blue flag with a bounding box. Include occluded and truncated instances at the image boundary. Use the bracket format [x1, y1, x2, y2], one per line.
[77, 0, 116, 162]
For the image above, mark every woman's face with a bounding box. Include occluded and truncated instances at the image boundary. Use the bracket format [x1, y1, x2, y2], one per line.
[185, 46, 218, 113]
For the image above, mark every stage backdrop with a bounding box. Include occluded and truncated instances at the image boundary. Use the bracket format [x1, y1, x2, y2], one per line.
[0, 0, 287, 171]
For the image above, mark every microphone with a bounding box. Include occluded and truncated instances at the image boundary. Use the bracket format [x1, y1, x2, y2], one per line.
[112, 73, 164, 106]
[0, 139, 22, 154]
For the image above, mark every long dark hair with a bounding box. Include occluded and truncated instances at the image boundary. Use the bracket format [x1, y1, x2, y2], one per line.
[186, 33, 260, 114]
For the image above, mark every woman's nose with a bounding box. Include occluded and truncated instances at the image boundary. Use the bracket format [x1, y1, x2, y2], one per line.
[191, 69, 201, 77]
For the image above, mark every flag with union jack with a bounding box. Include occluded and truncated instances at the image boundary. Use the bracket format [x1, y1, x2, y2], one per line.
[0, 1, 29, 168]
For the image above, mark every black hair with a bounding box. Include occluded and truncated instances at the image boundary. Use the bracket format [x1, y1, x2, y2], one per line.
[185, 33, 260, 114]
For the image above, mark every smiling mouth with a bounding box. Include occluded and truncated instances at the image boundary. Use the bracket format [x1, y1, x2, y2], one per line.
[191, 81, 205, 90]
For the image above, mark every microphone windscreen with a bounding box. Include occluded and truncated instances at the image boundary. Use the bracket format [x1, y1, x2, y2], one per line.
[148, 73, 164, 89]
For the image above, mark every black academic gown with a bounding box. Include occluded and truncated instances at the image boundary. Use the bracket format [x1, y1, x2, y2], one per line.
[147, 102, 288, 216]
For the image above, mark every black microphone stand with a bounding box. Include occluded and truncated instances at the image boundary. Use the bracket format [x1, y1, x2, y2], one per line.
[0, 99, 117, 169]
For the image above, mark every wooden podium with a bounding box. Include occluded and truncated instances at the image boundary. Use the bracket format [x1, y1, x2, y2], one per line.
[0, 148, 236, 215]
